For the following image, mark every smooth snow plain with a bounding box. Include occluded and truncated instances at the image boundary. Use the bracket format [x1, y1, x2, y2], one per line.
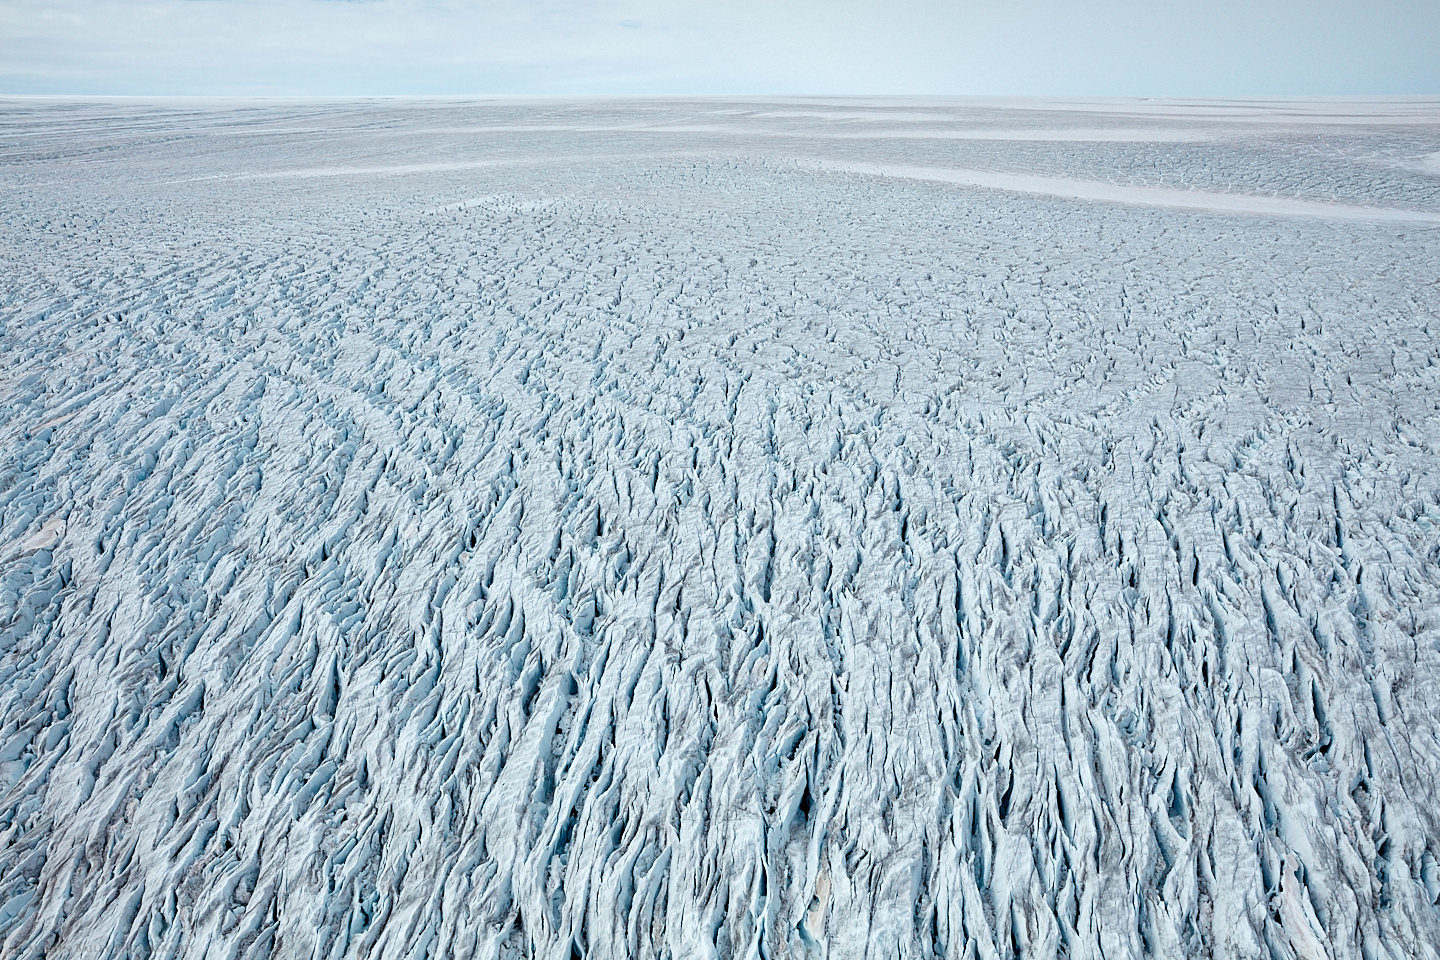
[2, 98, 1440, 960]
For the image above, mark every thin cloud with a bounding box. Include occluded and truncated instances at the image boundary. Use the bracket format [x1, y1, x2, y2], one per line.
[1, 0, 1437, 95]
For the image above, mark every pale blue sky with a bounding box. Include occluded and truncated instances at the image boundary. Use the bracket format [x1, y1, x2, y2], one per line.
[2, 0, 1438, 96]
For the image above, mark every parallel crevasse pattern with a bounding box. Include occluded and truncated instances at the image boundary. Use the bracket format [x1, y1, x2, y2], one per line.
[2, 99, 1440, 959]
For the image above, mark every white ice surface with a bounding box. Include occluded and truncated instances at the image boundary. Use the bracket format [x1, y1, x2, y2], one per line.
[810, 161, 1440, 222]
[2, 98, 1440, 960]
[1412, 151, 1440, 176]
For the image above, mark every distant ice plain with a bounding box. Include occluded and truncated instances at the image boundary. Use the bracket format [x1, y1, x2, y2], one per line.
[2, 98, 1440, 959]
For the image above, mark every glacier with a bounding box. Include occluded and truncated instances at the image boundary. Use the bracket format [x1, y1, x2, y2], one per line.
[2, 97, 1440, 959]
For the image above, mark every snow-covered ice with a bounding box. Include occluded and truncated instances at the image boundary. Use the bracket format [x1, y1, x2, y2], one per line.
[2, 97, 1440, 960]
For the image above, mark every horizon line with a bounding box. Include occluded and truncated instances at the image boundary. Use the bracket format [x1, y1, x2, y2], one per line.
[5, 92, 1440, 102]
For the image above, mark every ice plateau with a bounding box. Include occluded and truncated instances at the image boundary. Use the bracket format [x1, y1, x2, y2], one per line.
[2, 98, 1440, 960]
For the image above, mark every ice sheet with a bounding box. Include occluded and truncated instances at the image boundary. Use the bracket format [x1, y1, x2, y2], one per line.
[2, 97, 1439, 960]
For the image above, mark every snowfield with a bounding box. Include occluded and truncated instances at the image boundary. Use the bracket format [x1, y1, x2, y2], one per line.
[2, 98, 1440, 960]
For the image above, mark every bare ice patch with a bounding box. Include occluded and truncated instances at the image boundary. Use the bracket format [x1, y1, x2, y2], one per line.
[19, 518, 64, 553]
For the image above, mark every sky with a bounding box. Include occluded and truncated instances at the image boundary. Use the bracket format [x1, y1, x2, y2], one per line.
[2, 0, 1438, 96]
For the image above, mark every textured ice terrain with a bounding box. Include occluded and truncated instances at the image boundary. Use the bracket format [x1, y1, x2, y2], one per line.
[3, 98, 1440, 960]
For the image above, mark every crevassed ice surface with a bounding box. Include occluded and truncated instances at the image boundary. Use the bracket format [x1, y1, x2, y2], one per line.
[2, 98, 1440, 960]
